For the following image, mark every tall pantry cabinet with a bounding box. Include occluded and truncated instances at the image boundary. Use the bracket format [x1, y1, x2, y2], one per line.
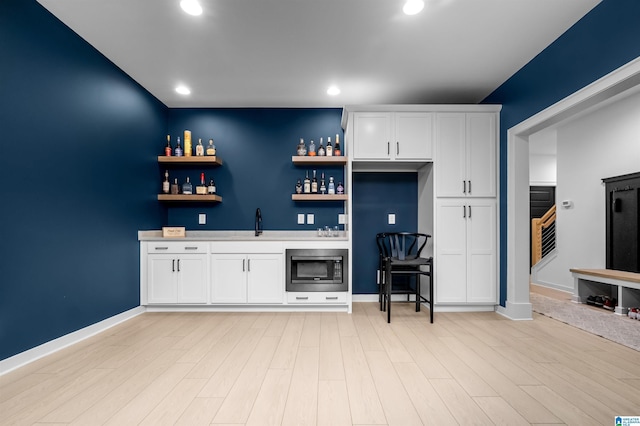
[434, 112, 498, 306]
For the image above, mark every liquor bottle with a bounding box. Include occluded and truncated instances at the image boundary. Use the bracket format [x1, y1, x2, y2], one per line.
[303, 170, 311, 193]
[328, 176, 335, 194]
[337, 181, 344, 195]
[195, 138, 204, 156]
[175, 137, 183, 156]
[171, 178, 179, 194]
[208, 179, 217, 194]
[320, 172, 326, 194]
[334, 134, 341, 156]
[196, 173, 207, 194]
[317, 138, 325, 156]
[311, 170, 318, 193]
[182, 177, 193, 195]
[296, 138, 307, 156]
[165, 135, 172, 156]
[295, 179, 303, 194]
[184, 130, 192, 157]
[308, 140, 316, 156]
[206, 139, 216, 156]
[162, 170, 170, 193]
[326, 137, 333, 156]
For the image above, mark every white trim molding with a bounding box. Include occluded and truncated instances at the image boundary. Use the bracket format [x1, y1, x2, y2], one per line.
[503, 55, 640, 321]
[0, 306, 145, 376]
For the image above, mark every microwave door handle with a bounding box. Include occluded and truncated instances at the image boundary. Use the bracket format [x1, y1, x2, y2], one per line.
[290, 256, 343, 261]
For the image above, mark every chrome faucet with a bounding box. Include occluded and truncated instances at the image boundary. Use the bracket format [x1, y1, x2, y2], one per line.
[255, 208, 263, 236]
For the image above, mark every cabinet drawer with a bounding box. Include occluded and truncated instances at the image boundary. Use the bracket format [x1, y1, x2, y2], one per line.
[147, 242, 207, 254]
[287, 292, 347, 304]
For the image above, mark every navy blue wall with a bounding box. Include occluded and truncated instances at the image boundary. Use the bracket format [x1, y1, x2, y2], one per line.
[165, 109, 345, 230]
[482, 0, 640, 305]
[351, 173, 418, 294]
[0, 0, 167, 360]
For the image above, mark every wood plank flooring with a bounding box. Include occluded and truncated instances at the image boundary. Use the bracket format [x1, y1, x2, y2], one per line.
[2, 302, 640, 425]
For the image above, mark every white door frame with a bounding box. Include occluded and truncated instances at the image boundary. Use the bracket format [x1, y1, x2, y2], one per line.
[497, 56, 640, 320]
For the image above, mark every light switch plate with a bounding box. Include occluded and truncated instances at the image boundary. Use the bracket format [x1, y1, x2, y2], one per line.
[338, 214, 346, 225]
[198, 213, 206, 225]
[307, 214, 314, 225]
[388, 213, 396, 225]
[297, 213, 305, 224]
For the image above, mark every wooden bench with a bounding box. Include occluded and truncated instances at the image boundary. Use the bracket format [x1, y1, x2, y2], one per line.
[570, 268, 640, 315]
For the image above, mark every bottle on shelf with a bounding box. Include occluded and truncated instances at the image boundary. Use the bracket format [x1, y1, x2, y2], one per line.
[171, 178, 179, 194]
[311, 170, 318, 193]
[182, 177, 193, 195]
[328, 176, 335, 194]
[317, 138, 325, 156]
[326, 137, 333, 156]
[165, 135, 172, 156]
[196, 138, 204, 156]
[295, 179, 303, 194]
[162, 170, 170, 193]
[297, 138, 307, 156]
[206, 139, 216, 156]
[308, 140, 316, 156]
[208, 178, 217, 195]
[320, 172, 326, 194]
[337, 181, 344, 195]
[184, 130, 192, 157]
[175, 137, 183, 157]
[334, 134, 341, 156]
[196, 173, 207, 194]
[303, 170, 311, 193]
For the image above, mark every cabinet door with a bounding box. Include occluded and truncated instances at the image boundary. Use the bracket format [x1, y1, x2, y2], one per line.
[466, 113, 496, 197]
[177, 255, 208, 303]
[211, 254, 247, 303]
[147, 255, 177, 304]
[353, 112, 393, 160]
[436, 113, 466, 197]
[247, 254, 283, 304]
[395, 112, 433, 160]
[466, 200, 497, 303]
[435, 200, 467, 303]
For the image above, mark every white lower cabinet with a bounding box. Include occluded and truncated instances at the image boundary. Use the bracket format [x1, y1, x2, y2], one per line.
[211, 253, 283, 304]
[147, 246, 208, 304]
[435, 198, 497, 304]
[287, 292, 347, 304]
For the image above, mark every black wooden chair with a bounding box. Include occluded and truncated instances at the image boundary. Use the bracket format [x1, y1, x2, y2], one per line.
[377, 232, 433, 323]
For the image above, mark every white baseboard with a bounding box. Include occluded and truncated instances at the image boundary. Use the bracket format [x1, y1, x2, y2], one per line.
[0, 306, 145, 376]
[496, 301, 533, 320]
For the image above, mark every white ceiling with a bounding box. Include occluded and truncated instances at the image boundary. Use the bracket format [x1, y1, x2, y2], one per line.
[37, 0, 601, 108]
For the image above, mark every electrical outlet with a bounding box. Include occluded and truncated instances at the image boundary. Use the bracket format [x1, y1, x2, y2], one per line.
[307, 213, 314, 225]
[388, 213, 396, 225]
[338, 214, 346, 224]
[199, 213, 206, 225]
[297, 214, 305, 224]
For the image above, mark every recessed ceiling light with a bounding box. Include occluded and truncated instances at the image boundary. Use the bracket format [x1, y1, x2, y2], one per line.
[327, 85, 341, 96]
[403, 0, 424, 15]
[180, 0, 203, 16]
[175, 85, 191, 95]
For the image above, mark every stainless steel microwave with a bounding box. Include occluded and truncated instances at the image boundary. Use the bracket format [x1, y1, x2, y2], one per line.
[286, 249, 348, 292]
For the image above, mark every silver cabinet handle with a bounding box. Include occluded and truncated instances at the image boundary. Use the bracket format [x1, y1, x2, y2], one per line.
[463, 181, 466, 194]
[468, 205, 472, 218]
[185, 246, 198, 250]
[387, 142, 390, 155]
[326, 296, 338, 300]
[396, 141, 399, 155]
[155, 246, 168, 250]
[172, 259, 175, 272]
[177, 259, 180, 272]
[296, 296, 309, 300]
[463, 206, 466, 218]
[468, 180, 471, 194]
[247, 258, 251, 272]
[242, 259, 245, 272]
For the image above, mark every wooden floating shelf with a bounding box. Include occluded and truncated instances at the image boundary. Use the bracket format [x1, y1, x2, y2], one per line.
[291, 156, 347, 165]
[158, 194, 222, 202]
[291, 194, 348, 201]
[157, 156, 223, 166]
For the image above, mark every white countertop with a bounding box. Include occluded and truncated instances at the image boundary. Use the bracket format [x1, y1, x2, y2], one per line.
[138, 230, 348, 242]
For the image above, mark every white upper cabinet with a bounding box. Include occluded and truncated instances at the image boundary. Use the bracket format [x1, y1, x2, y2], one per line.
[436, 112, 496, 197]
[353, 112, 433, 161]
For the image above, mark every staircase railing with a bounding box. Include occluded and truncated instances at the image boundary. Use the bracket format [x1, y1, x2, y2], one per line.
[532, 205, 556, 266]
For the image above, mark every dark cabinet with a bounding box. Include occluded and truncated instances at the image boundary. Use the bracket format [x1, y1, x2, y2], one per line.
[603, 172, 640, 273]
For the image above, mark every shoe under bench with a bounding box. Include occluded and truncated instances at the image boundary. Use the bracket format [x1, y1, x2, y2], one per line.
[570, 268, 640, 315]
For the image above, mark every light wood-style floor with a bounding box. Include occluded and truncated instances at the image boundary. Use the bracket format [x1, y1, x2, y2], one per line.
[2, 302, 640, 425]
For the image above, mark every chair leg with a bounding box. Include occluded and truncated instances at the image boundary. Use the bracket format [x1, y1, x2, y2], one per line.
[386, 258, 391, 323]
[416, 275, 421, 312]
[429, 262, 434, 324]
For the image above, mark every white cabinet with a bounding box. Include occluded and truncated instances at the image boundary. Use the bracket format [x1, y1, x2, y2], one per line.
[353, 112, 433, 161]
[436, 112, 496, 197]
[146, 243, 208, 304]
[435, 199, 497, 304]
[211, 249, 283, 304]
